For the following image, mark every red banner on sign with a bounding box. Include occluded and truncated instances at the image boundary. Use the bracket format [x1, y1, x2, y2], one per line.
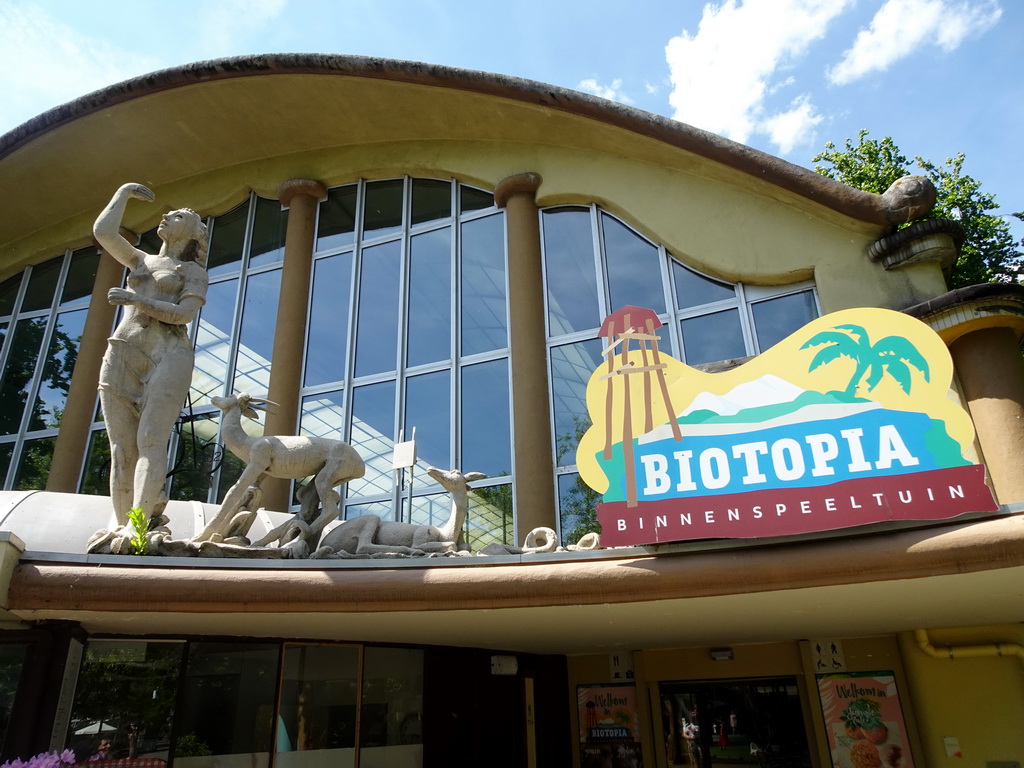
[598, 465, 997, 547]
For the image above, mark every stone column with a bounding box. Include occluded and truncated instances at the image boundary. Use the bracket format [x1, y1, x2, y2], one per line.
[494, 172, 557, 540]
[906, 283, 1024, 505]
[46, 243, 125, 492]
[261, 179, 327, 513]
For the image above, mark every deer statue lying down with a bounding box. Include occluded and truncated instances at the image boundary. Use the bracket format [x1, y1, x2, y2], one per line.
[194, 393, 364, 544]
[312, 466, 486, 557]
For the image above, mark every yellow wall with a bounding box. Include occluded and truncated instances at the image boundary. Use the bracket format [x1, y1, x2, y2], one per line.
[899, 627, 1024, 767]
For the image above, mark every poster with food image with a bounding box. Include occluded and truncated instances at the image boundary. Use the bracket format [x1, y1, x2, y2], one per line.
[817, 672, 914, 768]
[578, 685, 643, 768]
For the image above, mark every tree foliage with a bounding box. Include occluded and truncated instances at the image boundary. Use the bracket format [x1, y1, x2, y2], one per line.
[813, 130, 1023, 289]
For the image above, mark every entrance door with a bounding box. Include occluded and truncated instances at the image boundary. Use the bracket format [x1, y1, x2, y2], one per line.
[660, 678, 811, 768]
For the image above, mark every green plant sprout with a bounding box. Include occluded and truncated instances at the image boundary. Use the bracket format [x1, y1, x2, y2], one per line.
[126, 506, 150, 555]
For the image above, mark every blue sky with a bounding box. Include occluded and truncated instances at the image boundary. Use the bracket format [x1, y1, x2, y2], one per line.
[2, 0, 1020, 238]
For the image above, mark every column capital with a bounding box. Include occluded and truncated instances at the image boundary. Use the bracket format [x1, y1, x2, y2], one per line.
[277, 178, 328, 209]
[494, 172, 542, 208]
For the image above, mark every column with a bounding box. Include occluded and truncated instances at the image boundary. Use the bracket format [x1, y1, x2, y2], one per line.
[261, 178, 327, 513]
[494, 172, 557, 540]
[46, 242, 126, 492]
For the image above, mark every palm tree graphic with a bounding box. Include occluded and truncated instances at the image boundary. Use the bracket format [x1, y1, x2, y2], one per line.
[800, 323, 930, 397]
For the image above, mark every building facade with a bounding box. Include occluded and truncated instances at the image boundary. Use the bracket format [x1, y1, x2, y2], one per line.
[0, 55, 1022, 768]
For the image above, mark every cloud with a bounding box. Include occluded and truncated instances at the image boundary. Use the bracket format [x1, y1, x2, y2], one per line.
[0, 4, 162, 133]
[577, 78, 634, 105]
[828, 0, 1002, 85]
[665, 0, 852, 152]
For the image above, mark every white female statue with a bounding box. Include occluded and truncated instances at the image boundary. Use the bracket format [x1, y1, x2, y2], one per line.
[93, 183, 209, 529]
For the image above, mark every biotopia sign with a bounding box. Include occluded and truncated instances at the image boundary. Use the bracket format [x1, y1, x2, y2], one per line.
[576, 306, 997, 547]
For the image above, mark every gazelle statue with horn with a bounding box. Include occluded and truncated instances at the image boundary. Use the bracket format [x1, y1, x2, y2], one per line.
[195, 392, 365, 545]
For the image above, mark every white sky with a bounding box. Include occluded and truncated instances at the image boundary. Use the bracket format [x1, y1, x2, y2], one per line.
[1, 0, 1020, 238]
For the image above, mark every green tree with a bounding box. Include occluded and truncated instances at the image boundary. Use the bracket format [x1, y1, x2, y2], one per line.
[813, 130, 1023, 288]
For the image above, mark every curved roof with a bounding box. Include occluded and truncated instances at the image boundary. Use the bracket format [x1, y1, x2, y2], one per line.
[0, 54, 916, 264]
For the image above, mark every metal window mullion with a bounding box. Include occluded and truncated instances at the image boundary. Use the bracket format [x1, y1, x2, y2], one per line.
[592, 205, 611, 319]
[340, 181, 368, 519]
[735, 282, 758, 355]
[0, 267, 32, 386]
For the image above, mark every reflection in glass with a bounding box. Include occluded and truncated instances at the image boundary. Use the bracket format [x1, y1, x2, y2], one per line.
[0, 444, 13, 487]
[344, 500, 390, 521]
[461, 360, 510, 478]
[192, 279, 239, 406]
[681, 308, 746, 365]
[31, 307, 86, 430]
[752, 291, 817, 352]
[175, 643, 277, 768]
[233, 269, 281, 394]
[0, 275, 21, 317]
[360, 648, 423, 762]
[558, 472, 600, 545]
[354, 240, 401, 377]
[363, 180, 404, 239]
[461, 213, 507, 356]
[305, 254, 354, 387]
[60, 247, 100, 305]
[404, 370, 451, 476]
[167, 412, 222, 503]
[604, 213, 665, 315]
[407, 227, 451, 367]
[543, 208, 600, 335]
[248, 197, 288, 269]
[459, 185, 494, 213]
[216, 416, 262, 503]
[207, 201, 248, 277]
[0, 317, 47, 434]
[318, 185, 358, 252]
[14, 437, 55, 489]
[64, 640, 182, 762]
[411, 179, 451, 225]
[20, 257, 61, 313]
[80, 429, 110, 496]
[0, 644, 26, 756]
[348, 381, 396, 499]
[550, 340, 603, 466]
[465, 482, 513, 549]
[407, 492, 449, 529]
[277, 645, 360, 767]
[673, 261, 734, 309]
[301, 391, 345, 439]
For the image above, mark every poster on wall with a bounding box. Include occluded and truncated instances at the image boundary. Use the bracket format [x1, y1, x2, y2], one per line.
[817, 671, 915, 768]
[575, 305, 998, 547]
[578, 684, 643, 768]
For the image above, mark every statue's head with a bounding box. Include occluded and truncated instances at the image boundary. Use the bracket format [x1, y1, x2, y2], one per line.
[158, 208, 209, 266]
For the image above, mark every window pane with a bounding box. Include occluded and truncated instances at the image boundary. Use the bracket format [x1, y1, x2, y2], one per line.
[0, 317, 47, 434]
[192, 279, 238, 406]
[348, 381, 395, 499]
[550, 339, 603, 466]
[0, 644, 26, 756]
[208, 202, 248, 277]
[363, 179, 404, 239]
[167, 412, 222, 504]
[680, 308, 746, 365]
[305, 253, 353, 387]
[359, 648, 423, 762]
[0, 443, 14, 488]
[216, 417, 262, 503]
[461, 359, 510, 477]
[459, 185, 494, 213]
[318, 185, 357, 252]
[407, 227, 451, 367]
[752, 290, 817, 352]
[60, 247, 100, 306]
[344, 500, 390, 521]
[543, 208, 601, 336]
[404, 370, 450, 476]
[13, 437, 55, 490]
[603, 214, 665, 315]
[30, 307, 86, 430]
[407, 492, 449, 529]
[80, 429, 110, 496]
[248, 196, 287, 268]
[276, 645, 359, 766]
[176, 642, 277, 767]
[0, 275, 21, 317]
[673, 261, 735, 309]
[301, 391, 345, 438]
[354, 240, 401, 377]
[411, 179, 451, 225]
[465, 482, 513, 549]
[64, 641, 182, 762]
[233, 269, 281, 395]
[558, 472, 600, 545]
[20, 257, 62, 312]
[460, 213, 507, 356]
